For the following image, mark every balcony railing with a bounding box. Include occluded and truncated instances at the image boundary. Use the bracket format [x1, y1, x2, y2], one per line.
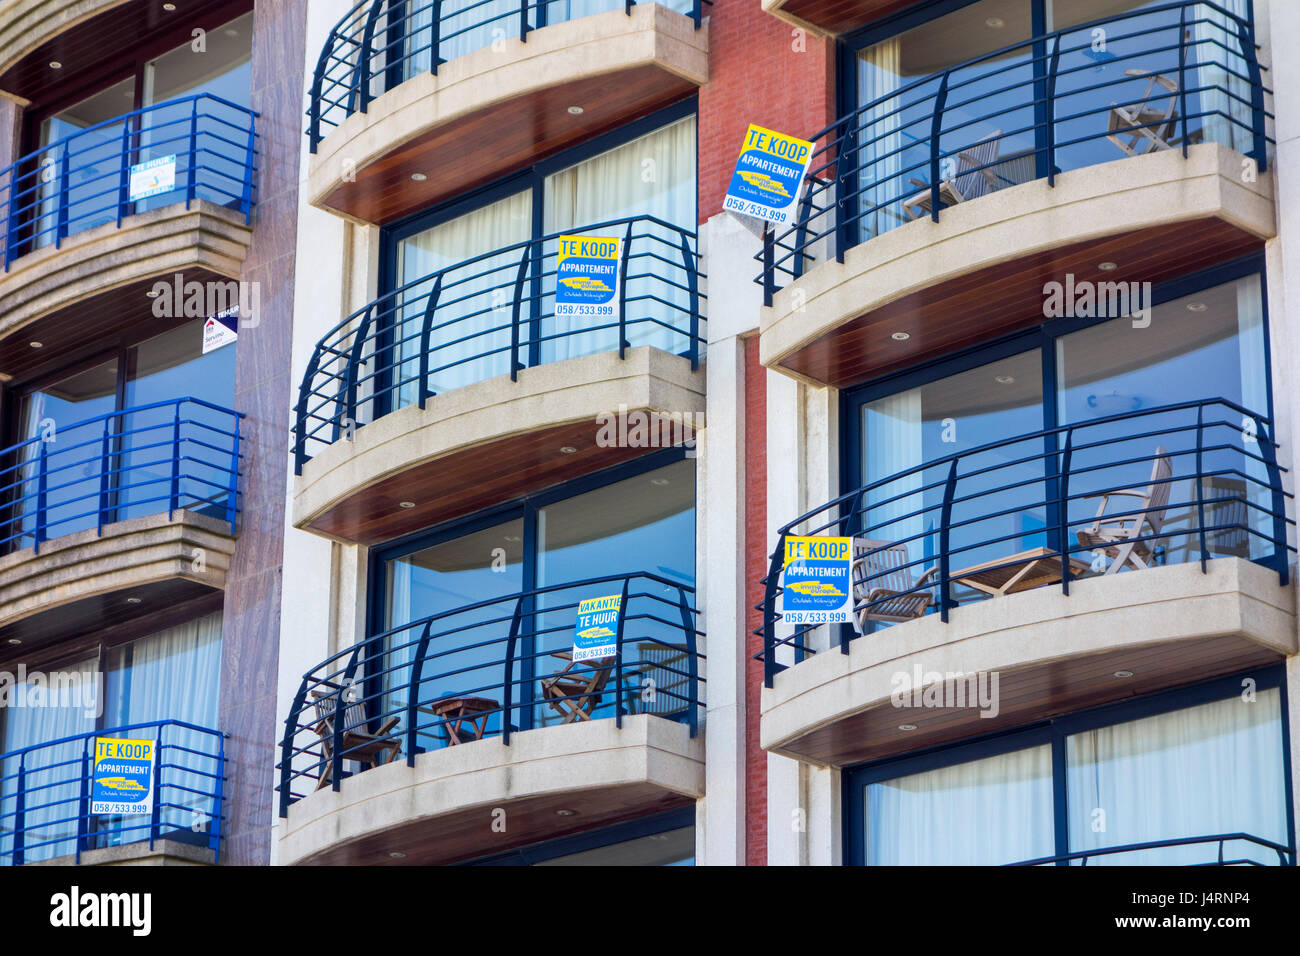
[756, 1, 1272, 300]
[1011, 833, 1295, 866]
[307, 0, 707, 151]
[277, 571, 703, 815]
[292, 214, 704, 473]
[0, 720, 225, 865]
[0, 94, 258, 271]
[758, 398, 1294, 686]
[0, 398, 244, 554]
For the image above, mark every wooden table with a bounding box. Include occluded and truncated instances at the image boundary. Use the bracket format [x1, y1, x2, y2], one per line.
[951, 546, 1091, 597]
[421, 695, 499, 745]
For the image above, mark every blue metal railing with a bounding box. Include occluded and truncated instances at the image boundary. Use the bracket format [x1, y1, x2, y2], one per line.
[292, 214, 704, 473]
[0, 398, 244, 554]
[277, 571, 704, 815]
[1011, 832, 1295, 866]
[0, 720, 225, 865]
[757, 398, 1294, 686]
[307, 0, 707, 151]
[0, 93, 258, 271]
[756, 1, 1272, 299]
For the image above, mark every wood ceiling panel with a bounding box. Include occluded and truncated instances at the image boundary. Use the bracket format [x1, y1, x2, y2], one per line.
[777, 634, 1282, 768]
[321, 66, 697, 225]
[772, 0, 922, 36]
[779, 218, 1264, 389]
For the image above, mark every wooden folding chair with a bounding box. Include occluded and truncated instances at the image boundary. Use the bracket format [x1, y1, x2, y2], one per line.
[310, 687, 401, 790]
[902, 130, 1004, 219]
[1107, 69, 1180, 156]
[850, 537, 939, 628]
[539, 653, 613, 723]
[1075, 447, 1174, 574]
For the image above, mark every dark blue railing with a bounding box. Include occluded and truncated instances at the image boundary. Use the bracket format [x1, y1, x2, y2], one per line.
[1011, 832, 1295, 866]
[0, 720, 225, 865]
[0, 398, 244, 553]
[757, 1, 1272, 299]
[0, 93, 258, 271]
[277, 571, 703, 815]
[292, 214, 704, 473]
[308, 0, 707, 150]
[758, 398, 1294, 686]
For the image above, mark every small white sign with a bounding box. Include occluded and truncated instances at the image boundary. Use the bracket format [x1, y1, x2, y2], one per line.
[129, 155, 176, 202]
[202, 310, 238, 354]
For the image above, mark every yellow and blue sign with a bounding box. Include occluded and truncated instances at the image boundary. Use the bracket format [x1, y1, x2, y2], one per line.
[91, 737, 155, 816]
[573, 593, 623, 662]
[128, 155, 176, 202]
[780, 536, 854, 625]
[724, 125, 815, 227]
[555, 235, 621, 320]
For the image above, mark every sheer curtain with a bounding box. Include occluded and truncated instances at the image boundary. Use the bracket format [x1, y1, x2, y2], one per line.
[866, 745, 1054, 865]
[1195, 0, 1253, 154]
[1233, 275, 1271, 558]
[857, 38, 905, 241]
[862, 390, 925, 567]
[1067, 689, 1287, 864]
[397, 190, 533, 399]
[542, 116, 696, 362]
[0, 657, 99, 863]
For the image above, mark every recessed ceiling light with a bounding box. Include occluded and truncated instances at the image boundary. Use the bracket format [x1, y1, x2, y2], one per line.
[398, 500, 416, 509]
[389, 851, 406, 859]
[29, 341, 42, 349]
[891, 331, 911, 341]
[1114, 670, 1134, 678]
[163, 3, 177, 10]
[6, 638, 21, 646]
[559, 446, 577, 455]
[985, 16, 1005, 28]
[898, 724, 918, 731]
[650, 478, 670, 486]
[411, 173, 427, 182]
[1186, 302, 1208, 312]
[555, 809, 576, 816]
[126, 597, 142, 605]
[1098, 261, 1118, 271]
[49, 61, 63, 70]
[225, 28, 239, 36]
[567, 106, 584, 115]
[504, 535, 521, 542]
[995, 375, 1015, 384]
[146, 289, 161, 298]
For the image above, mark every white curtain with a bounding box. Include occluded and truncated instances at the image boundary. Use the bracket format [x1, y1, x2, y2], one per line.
[0, 657, 99, 863]
[863, 390, 925, 561]
[1195, 0, 1254, 154]
[543, 116, 696, 362]
[857, 39, 904, 241]
[866, 744, 1055, 865]
[397, 190, 533, 399]
[1067, 689, 1287, 864]
[1233, 274, 1271, 558]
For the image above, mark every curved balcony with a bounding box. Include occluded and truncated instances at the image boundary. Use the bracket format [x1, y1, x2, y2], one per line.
[0, 399, 243, 649]
[276, 572, 704, 865]
[0, 95, 258, 354]
[1010, 833, 1295, 866]
[292, 215, 704, 544]
[1, 720, 224, 866]
[306, 0, 708, 223]
[756, 2, 1274, 387]
[757, 399, 1296, 767]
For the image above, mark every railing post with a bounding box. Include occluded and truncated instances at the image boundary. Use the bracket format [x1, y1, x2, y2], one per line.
[1258, 413, 1289, 586]
[679, 228, 700, 371]
[508, 242, 532, 381]
[210, 732, 225, 862]
[341, 305, 374, 431]
[1058, 429, 1074, 594]
[148, 733, 162, 852]
[1045, 35, 1063, 186]
[928, 71, 950, 223]
[97, 415, 113, 537]
[1195, 404, 1208, 573]
[938, 459, 958, 621]
[618, 219, 634, 360]
[241, 110, 256, 225]
[762, 225, 775, 307]
[1178, 4, 1189, 160]
[502, 596, 525, 745]
[293, 350, 323, 475]
[56, 144, 70, 246]
[762, 533, 786, 687]
[613, 576, 631, 729]
[691, 0, 700, 30]
[168, 404, 182, 519]
[354, 0, 386, 115]
[520, 0, 530, 42]
[3, 164, 17, 271]
[13, 753, 25, 867]
[406, 620, 434, 763]
[330, 681, 345, 792]
[1236, 18, 1268, 173]
[278, 679, 309, 817]
[430, 0, 443, 74]
[308, 40, 330, 153]
[418, 272, 444, 408]
[117, 115, 133, 227]
[677, 588, 699, 738]
[34, 439, 48, 554]
[75, 742, 90, 861]
[186, 97, 199, 209]
[226, 413, 241, 534]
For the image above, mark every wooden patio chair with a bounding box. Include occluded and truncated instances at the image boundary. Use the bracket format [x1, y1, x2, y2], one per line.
[850, 537, 939, 627]
[1107, 69, 1180, 156]
[1075, 447, 1174, 574]
[902, 130, 1004, 220]
[310, 687, 401, 790]
[540, 652, 613, 723]
[1201, 475, 1250, 558]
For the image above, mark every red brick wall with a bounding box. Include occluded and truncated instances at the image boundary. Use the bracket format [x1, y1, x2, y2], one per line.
[697, 0, 836, 224]
[743, 334, 767, 865]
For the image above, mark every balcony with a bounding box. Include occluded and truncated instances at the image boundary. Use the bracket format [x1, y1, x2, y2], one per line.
[758, 399, 1297, 767]
[0, 399, 243, 650]
[276, 572, 704, 865]
[0, 94, 258, 357]
[305, 0, 708, 223]
[1011, 833, 1295, 866]
[0, 720, 224, 866]
[292, 215, 704, 544]
[756, 2, 1274, 388]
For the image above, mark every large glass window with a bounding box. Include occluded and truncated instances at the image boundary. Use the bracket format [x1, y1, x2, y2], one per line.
[849, 671, 1292, 865]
